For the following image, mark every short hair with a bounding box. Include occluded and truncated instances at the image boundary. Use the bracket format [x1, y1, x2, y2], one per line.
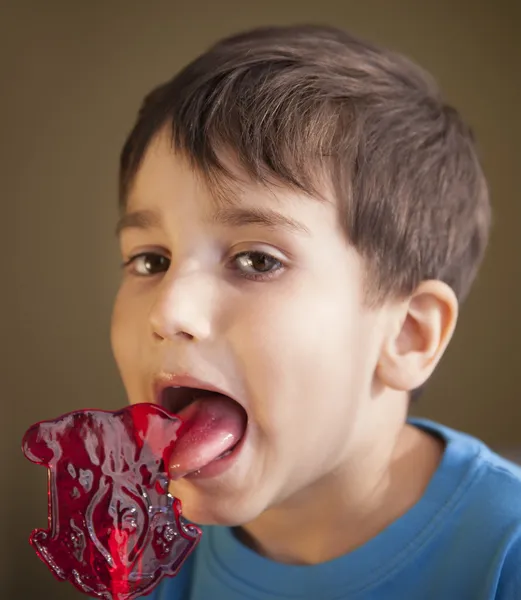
[119, 24, 491, 305]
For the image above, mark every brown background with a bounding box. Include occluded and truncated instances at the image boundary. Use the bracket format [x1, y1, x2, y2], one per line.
[2, 0, 519, 597]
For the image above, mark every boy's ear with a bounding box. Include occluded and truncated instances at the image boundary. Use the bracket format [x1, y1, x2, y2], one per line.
[376, 281, 459, 392]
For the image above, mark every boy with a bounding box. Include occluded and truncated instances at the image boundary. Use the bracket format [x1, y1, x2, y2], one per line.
[110, 24, 521, 599]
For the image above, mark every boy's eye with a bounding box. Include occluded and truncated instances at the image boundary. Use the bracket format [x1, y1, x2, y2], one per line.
[124, 253, 170, 276]
[123, 250, 284, 281]
[231, 251, 284, 280]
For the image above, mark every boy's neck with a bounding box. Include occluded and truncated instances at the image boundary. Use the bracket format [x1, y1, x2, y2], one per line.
[235, 421, 444, 565]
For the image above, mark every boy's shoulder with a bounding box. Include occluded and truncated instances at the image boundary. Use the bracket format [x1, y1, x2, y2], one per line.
[413, 417, 521, 511]
[412, 417, 521, 539]
[414, 418, 521, 586]
[402, 418, 521, 597]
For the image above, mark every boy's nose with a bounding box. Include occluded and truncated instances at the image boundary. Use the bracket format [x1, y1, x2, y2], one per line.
[148, 271, 214, 342]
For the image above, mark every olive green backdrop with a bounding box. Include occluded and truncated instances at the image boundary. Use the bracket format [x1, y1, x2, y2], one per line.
[2, 0, 519, 597]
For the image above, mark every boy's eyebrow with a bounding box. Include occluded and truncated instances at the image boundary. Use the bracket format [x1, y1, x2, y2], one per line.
[115, 207, 311, 236]
[208, 206, 311, 235]
[115, 209, 161, 235]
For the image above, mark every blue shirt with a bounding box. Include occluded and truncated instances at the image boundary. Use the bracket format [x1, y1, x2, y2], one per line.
[142, 418, 521, 599]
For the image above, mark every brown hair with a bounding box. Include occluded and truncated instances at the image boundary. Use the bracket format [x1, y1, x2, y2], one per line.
[119, 24, 490, 304]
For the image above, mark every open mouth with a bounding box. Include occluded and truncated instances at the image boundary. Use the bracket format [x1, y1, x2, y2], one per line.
[161, 386, 226, 415]
[160, 385, 248, 467]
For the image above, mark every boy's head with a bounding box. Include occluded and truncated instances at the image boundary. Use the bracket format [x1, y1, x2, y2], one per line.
[111, 25, 490, 525]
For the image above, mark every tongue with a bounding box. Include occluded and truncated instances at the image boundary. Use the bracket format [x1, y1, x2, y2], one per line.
[168, 394, 246, 479]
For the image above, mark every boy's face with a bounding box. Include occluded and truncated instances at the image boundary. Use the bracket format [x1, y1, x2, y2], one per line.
[111, 130, 390, 525]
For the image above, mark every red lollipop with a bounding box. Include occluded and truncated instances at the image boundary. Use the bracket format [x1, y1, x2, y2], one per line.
[22, 403, 202, 600]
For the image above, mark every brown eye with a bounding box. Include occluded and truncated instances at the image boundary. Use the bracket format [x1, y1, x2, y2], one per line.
[232, 251, 283, 277]
[126, 253, 170, 276]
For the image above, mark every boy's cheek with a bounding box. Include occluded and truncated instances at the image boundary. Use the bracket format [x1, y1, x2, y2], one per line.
[110, 303, 128, 368]
[111, 288, 146, 349]
[110, 296, 144, 393]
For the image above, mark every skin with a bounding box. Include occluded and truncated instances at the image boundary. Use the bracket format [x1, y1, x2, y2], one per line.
[111, 128, 458, 565]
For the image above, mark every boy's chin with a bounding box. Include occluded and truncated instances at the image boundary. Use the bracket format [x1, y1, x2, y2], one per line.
[173, 484, 266, 528]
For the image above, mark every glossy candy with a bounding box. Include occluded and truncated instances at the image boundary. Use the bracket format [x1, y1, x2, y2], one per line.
[22, 404, 202, 600]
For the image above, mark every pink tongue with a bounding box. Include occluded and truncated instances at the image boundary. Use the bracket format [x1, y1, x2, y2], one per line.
[168, 395, 246, 478]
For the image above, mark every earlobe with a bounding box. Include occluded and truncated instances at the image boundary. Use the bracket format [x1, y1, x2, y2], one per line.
[376, 281, 459, 392]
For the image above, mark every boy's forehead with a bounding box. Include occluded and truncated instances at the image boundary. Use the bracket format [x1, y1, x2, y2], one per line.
[123, 130, 335, 235]
[129, 130, 272, 206]
[131, 124, 336, 199]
